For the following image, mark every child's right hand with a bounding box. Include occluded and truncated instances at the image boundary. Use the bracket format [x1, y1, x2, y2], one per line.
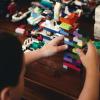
[76, 42, 99, 72]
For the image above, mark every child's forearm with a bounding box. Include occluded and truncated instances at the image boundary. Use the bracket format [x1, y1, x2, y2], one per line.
[78, 67, 99, 100]
[24, 49, 44, 65]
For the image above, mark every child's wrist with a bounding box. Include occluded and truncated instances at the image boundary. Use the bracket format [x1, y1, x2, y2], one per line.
[86, 65, 99, 75]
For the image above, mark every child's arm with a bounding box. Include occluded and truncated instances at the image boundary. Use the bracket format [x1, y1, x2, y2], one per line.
[24, 36, 68, 65]
[77, 42, 100, 100]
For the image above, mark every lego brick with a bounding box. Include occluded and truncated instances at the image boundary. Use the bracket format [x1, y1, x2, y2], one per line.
[63, 63, 68, 70]
[64, 52, 79, 60]
[63, 62, 80, 72]
[42, 35, 52, 40]
[44, 27, 59, 33]
[94, 41, 100, 49]
[59, 29, 69, 36]
[60, 13, 79, 25]
[73, 30, 82, 38]
[64, 40, 74, 46]
[60, 23, 72, 31]
[64, 56, 73, 63]
[64, 56, 81, 66]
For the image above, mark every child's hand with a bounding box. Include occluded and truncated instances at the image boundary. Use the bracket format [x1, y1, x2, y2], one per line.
[40, 36, 68, 57]
[76, 42, 99, 72]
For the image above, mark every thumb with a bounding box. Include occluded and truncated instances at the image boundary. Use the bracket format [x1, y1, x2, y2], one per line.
[87, 41, 96, 52]
[57, 44, 68, 52]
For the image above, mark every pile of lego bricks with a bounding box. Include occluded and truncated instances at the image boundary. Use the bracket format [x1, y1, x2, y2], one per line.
[39, 25, 88, 72]
[17, 0, 98, 72]
[22, 23, 89, 72]
[21, 0, 93, 72]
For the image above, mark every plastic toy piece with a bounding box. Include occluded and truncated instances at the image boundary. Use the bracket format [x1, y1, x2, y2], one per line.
[12, 10, 30, 22]
[27, 15, 44, 25]
[60, 13, 79, 25]
[63, 62, 80, 72]
[31, 2, 47, 9]
[36, 34, 43, 41]
[22, 38, 34, 51]
[59, 29, 69, 36]
[64, 40, 74, 47]
[63, 64, 68, 70]
[73, 30, 82, 38]
[94, 41, 100, 49]
[77, 41, 84, 47]
[64, 53, 79, 60]
[72, 48, 77, 54]
[94, 5, 100, 40]
[40, 0, 53, 9]
[30, 41, 45, 50]
[15, 25, 26, 35]
[30, 42, 41, 50]
[74, 0, 83, 7]
[60, 23, 72, 31]
[64, 56, 73, 63]
[40, 21, 61, 36]
[23, 37, 45, 51]
[54, 2, 61, 20]
[73, 37, 84, 47]
[15, 28, 25, 35]
[73, 36, 80, 42]
[27, 6, 44, 25]
[64, 57, 81, 67]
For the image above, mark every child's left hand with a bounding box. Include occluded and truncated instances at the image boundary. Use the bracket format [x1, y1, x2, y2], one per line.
[40, 36, 68, 57]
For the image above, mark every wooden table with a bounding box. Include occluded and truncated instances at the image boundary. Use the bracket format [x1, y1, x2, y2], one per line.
[0, 17, 95, 100]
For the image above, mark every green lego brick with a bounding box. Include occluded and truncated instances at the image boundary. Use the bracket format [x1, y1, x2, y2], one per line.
[60, 23, 72, 31]
[30, 41, 45, 50]
[30, 42, 41, 50]
[94, 41, 100, 49]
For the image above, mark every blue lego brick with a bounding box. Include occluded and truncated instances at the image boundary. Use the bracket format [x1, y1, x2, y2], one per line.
[64, 52, 79, 60]
[44, 27, 59, 33]
[64, 40, 74, 46]
[42, 35, 52, 40]
[59, 29, 69, 36]
[64, 56, 81, 67]
[64, 56, 73, 63]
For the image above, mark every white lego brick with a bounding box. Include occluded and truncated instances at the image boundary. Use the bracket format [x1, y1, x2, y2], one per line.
[94, 23, 100, 39]
[64, 37, 69, 42]
[15, 28, 25, 35]
[73, 37, 79, 42]
[63, 64, 68, 70]
[95, 5, 100, 22]
[77, 40, 83, 47]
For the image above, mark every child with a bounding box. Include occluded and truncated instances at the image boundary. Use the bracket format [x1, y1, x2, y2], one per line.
[0, 32, 99, 100]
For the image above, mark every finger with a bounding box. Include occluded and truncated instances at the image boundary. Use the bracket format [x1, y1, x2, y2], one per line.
[76, 48, 85, 58]
[87, 41, 96, 53]
[49, 36, 64, 45]
[87, 41, 95, 49]
[57, 44, 68, 52]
